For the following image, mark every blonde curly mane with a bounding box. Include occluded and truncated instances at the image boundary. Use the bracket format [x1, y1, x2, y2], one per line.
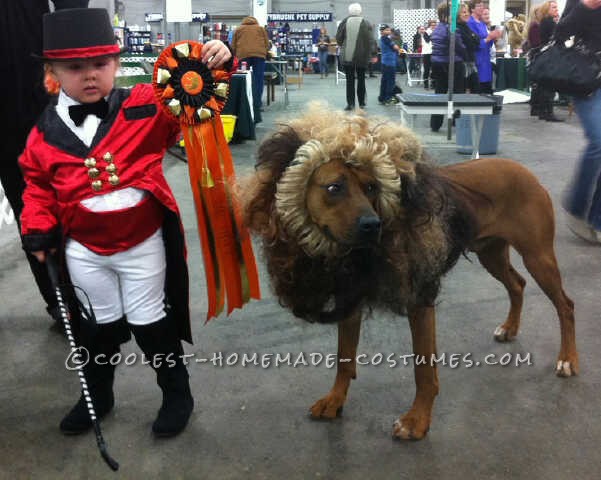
[273, 104, 424, 257]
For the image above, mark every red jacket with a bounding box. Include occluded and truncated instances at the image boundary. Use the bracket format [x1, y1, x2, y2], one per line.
[19, 83, 192, 341]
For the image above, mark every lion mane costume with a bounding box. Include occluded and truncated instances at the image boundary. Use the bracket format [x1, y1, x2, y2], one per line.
[242, 106, 476, 323]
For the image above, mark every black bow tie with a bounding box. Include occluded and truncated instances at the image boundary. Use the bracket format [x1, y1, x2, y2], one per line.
[68, 99, 109, 126]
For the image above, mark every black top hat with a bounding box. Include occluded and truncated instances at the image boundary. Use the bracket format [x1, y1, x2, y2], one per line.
[39, 8, 126, 61]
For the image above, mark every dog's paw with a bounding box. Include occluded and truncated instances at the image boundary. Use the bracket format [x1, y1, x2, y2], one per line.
[392, 414, 429, 441]
[556, 359, 578, 377]
[493, 325, 517, 342]
[310, 392, 345, 419]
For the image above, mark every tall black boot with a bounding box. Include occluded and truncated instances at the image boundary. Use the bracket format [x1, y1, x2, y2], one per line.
[544, 103, 563, 122]
[539, 102, 563, 122]
[530, 83, 540, 117]
[131, 317, 194, 437]
[60, 317, 130, 434]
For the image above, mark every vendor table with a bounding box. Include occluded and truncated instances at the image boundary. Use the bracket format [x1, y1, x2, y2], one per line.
[495, 57, 529, 91]
[398, 93, 498, 159]
[222, 73, 256, 143]
[266, 60, 289, 106]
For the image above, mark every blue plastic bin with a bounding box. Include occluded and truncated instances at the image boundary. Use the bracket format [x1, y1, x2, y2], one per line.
[456, 95, 503, 155]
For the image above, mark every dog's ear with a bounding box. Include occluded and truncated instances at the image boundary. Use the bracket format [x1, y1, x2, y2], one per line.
[242, 126, 305, 238]
[256, 125, 305, 181]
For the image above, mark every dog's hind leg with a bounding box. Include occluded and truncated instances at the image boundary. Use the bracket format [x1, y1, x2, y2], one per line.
[475, 238, 527, 342]
[393, 305, 438, 440]
[310, 309, 362, 419]
[519, 247, 578, 377]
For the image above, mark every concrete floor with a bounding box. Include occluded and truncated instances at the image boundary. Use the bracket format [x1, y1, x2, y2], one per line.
[2, 72, 601, 479]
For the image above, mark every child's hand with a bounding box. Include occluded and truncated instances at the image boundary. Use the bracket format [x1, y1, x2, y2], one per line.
[201, 40, 232, 69]
[32, 249, 57, 263]
[33, 251, 47, 262]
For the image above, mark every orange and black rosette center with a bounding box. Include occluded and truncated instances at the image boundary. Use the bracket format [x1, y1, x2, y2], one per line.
[170, 57, 215, 107]
[152, 41, 230, 125]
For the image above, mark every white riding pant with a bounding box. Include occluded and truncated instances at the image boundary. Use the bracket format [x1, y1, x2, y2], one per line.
[65, 228, 166, 325]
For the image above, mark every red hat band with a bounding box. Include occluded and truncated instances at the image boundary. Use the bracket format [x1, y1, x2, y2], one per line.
[43, 44, 122, 60]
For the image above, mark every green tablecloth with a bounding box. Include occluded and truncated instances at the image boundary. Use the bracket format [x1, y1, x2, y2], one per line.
[495, 57, 529, 91]
[222, 75, 257, 143]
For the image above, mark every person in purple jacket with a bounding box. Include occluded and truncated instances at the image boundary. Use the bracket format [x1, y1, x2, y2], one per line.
[467, 1, 502, 93]
[430, 1, 467, 132]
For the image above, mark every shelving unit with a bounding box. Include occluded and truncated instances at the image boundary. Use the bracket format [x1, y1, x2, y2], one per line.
[127, 30, 152, 53]
[285, 31, 313, 55]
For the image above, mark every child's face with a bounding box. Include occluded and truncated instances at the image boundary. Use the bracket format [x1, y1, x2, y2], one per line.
[50, 55, 119, 103]
[381, 27, 391, 36]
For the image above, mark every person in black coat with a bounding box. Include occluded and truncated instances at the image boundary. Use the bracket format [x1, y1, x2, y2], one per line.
[457, 3, 482, 92]
[0, 0, 89, 328]
[336, 3, 374, 110]
[555, 0, 601, 241]
[536, 1, 563, 121]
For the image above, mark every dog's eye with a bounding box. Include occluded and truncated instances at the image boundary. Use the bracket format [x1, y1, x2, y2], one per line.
[326, 183, 343, 194]
[365, 183, 378, 194]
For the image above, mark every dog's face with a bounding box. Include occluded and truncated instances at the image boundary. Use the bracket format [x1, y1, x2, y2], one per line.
[261, 111, 425, 259]
[306, 159, 381, 247]
[273, 137, 409, 258]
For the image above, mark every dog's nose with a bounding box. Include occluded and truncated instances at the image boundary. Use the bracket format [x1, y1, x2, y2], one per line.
[357, 215, 381, 238]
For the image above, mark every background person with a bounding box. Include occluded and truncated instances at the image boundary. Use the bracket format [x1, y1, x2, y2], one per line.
[421, 24, 433, 88]
[529, 1, 563, 121]
[467, 1, 502, 93]
[317, 27, 331, 78]
[430, 1, 467, 132]
[457, 2, 482, 92]
[391, 28, 407, 75]
[0, 0, 90, 329]
[336, 3, 374, 110]
[412, 26, 432, 88]
[481, 7, 499, 91]
[555, 0, 601, 241]
[378, 24, 402, 105]
[232, 16, 269, 115]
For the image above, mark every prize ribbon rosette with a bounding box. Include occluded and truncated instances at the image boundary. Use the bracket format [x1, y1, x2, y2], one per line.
[153, 41, 260, 321]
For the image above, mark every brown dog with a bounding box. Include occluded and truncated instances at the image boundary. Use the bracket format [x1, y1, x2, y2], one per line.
[242, 107, 577, 440]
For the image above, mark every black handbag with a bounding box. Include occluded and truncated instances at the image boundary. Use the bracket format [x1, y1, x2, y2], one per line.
[527, 36, 601, 96]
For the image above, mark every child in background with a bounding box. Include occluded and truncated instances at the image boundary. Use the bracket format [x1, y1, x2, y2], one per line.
[378, 24, 402, 105]
[19, 8, 231, 437]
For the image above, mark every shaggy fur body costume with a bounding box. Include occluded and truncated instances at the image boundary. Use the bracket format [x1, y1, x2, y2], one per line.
[243, 107, 478, 323]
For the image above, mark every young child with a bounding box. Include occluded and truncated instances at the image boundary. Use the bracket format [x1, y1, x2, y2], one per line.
[378, 24, 402, 105]
[19, 8, 231, 437]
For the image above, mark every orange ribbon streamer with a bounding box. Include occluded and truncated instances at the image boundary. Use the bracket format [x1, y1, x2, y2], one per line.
[153, 41, 260, 321]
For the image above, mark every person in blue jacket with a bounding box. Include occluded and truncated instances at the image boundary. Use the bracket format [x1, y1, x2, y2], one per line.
[467, 1, 502, 93]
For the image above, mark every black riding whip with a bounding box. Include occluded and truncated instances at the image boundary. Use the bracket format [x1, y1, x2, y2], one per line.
[46, 254, 119, 472]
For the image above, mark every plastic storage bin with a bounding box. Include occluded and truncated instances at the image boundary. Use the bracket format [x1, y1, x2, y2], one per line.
[456, 95, 503, 155]
[221, 115, 237, 143]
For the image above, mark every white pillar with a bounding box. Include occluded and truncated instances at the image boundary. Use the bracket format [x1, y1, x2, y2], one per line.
[253, 0, 268, 26]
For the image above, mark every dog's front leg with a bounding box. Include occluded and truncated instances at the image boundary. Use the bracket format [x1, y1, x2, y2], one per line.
[310, 309, 362, 419]
[393, 305, 439, 440]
